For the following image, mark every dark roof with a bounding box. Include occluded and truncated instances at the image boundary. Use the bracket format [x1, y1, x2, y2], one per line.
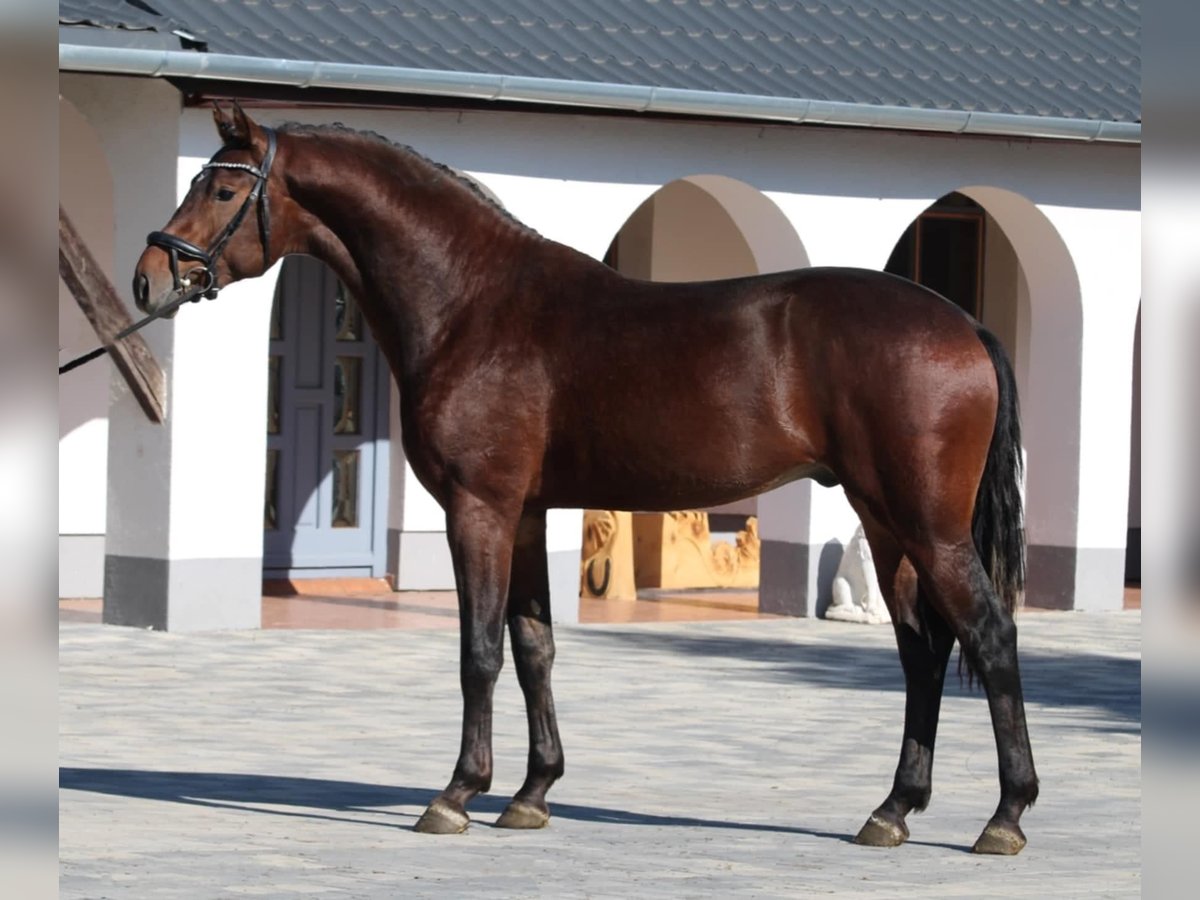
[59, 0, 195, 37]
[59, 0, 1140, 124]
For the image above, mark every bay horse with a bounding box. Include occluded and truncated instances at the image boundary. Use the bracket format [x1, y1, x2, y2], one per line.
[134, 103, 1037, 855]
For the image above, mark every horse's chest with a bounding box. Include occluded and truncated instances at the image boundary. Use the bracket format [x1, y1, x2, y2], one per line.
[398, 376, 542, 493]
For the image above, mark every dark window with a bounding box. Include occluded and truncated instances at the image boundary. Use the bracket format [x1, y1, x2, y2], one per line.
[885, 193, 984, 317]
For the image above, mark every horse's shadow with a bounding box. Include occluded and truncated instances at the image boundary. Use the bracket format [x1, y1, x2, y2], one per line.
[59, 767, 968, 851]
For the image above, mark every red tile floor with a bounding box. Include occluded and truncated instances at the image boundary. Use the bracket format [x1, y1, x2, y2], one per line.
[59, 581, 1141, 629]
[59, 580, 775, 629]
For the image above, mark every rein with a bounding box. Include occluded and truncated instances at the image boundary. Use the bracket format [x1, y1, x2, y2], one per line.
[58, 285, 205, 374]
[59, 127, 277, 376]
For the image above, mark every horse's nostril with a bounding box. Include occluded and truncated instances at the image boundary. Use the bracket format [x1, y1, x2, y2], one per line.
[133, 273, 150, 309]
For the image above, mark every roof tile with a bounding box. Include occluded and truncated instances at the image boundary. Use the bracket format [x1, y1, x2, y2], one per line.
[59, 0, 1140, 122]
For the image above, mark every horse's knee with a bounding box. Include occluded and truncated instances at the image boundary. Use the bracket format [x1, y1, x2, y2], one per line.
[462, 650, 503, 685]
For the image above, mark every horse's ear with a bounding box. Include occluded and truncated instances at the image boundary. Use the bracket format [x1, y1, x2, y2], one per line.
[212, 100, 261, 148]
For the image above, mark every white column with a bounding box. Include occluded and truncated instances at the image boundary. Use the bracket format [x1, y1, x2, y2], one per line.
[545, 509, 585, 625]
[1042, 206, 1141, 611]
[82, 87, 278, 631]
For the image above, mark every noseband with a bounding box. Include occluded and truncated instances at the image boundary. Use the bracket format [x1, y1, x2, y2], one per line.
[146, 127, 277, 300]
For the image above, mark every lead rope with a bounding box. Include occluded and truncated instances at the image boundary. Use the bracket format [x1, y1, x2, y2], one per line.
[58, 285, 206, 375]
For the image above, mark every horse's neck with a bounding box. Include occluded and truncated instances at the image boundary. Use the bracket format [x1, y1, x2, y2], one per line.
[288, 136, 538, 374]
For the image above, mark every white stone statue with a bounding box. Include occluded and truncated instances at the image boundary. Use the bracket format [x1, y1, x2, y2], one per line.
[825, 525, 890, 625]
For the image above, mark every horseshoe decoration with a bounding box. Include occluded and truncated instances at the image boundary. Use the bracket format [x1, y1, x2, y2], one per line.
[585, 558, 612, 597]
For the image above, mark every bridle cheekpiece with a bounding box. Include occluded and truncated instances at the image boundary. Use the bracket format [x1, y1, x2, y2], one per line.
[145, 126, 277, 300]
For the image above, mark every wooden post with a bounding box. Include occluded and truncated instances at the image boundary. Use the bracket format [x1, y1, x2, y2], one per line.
[59, 206, 166, 423]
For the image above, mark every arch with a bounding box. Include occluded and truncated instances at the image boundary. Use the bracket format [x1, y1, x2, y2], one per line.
[605, 174, 810, 281]
[59, 97, 115, 432]
[679, 175, 812, 273]
[885, 185, 1085, 608]
[59, 96, 116, 569]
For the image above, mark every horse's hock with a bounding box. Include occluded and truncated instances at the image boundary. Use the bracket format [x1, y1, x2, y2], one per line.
[580, 510, 760, 599]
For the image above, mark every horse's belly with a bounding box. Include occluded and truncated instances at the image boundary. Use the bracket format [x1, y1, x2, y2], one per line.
[536, 424, 825, 511]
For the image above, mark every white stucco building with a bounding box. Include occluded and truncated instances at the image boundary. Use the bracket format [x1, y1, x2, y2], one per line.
[58, 1, 1141, 629]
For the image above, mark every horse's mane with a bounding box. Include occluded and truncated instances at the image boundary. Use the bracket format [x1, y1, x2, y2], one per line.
[276, 122, 536, 236]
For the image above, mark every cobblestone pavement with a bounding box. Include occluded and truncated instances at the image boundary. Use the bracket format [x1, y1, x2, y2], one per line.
[60, 611, 1140, 898]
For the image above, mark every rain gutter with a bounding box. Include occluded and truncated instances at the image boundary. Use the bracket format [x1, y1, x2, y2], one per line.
[59, 44, 1141, 144]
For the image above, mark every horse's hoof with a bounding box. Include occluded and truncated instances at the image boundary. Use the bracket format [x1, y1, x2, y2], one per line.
[972, 822, 1026, 855]
[854, 813, 909, 847]
[414, 799, 469, 834]
[495, 800, 550, 830]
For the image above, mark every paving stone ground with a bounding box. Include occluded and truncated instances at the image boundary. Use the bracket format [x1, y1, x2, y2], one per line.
[60, 611, 1140, 898]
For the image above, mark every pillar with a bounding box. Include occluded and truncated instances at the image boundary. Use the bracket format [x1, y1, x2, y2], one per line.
[71, 85, 278, 631]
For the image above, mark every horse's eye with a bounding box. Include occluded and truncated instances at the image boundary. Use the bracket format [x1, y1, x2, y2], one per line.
[216, 187, 236, 202]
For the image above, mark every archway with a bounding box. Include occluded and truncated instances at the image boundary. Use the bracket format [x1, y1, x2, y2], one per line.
[59, 97, 116, 598]
[885, 186, 1085, 608]
[583, 175, 809, 604]
[606, 175, 811, 279]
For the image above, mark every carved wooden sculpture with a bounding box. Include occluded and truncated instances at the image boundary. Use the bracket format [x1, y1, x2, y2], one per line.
[580, 509, 637, 599]
[633, 511, 760, 590]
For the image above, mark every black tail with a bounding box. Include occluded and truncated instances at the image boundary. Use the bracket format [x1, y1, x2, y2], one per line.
[971, 326, 1026, 616]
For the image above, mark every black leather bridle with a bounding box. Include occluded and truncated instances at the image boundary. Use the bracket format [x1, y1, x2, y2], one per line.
[59, 128, 278, 376]
[146, 126, 277, 300]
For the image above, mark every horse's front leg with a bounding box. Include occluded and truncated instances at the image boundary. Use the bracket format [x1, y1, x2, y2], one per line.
[495, 511, 564, 829]
[415, 491, 519, 834]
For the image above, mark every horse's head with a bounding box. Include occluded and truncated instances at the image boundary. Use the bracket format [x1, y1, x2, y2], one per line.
[133, 102, 281, 314]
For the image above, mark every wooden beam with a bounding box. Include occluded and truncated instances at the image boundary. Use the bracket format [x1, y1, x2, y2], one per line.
[59, 206, 166, 423]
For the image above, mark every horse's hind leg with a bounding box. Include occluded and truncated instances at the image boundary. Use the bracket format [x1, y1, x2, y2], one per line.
[850, 512, 957, 849]
[495, 511, 565, 829]
[910, 540, 1039, 854]
[414, 490, 519, 834]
